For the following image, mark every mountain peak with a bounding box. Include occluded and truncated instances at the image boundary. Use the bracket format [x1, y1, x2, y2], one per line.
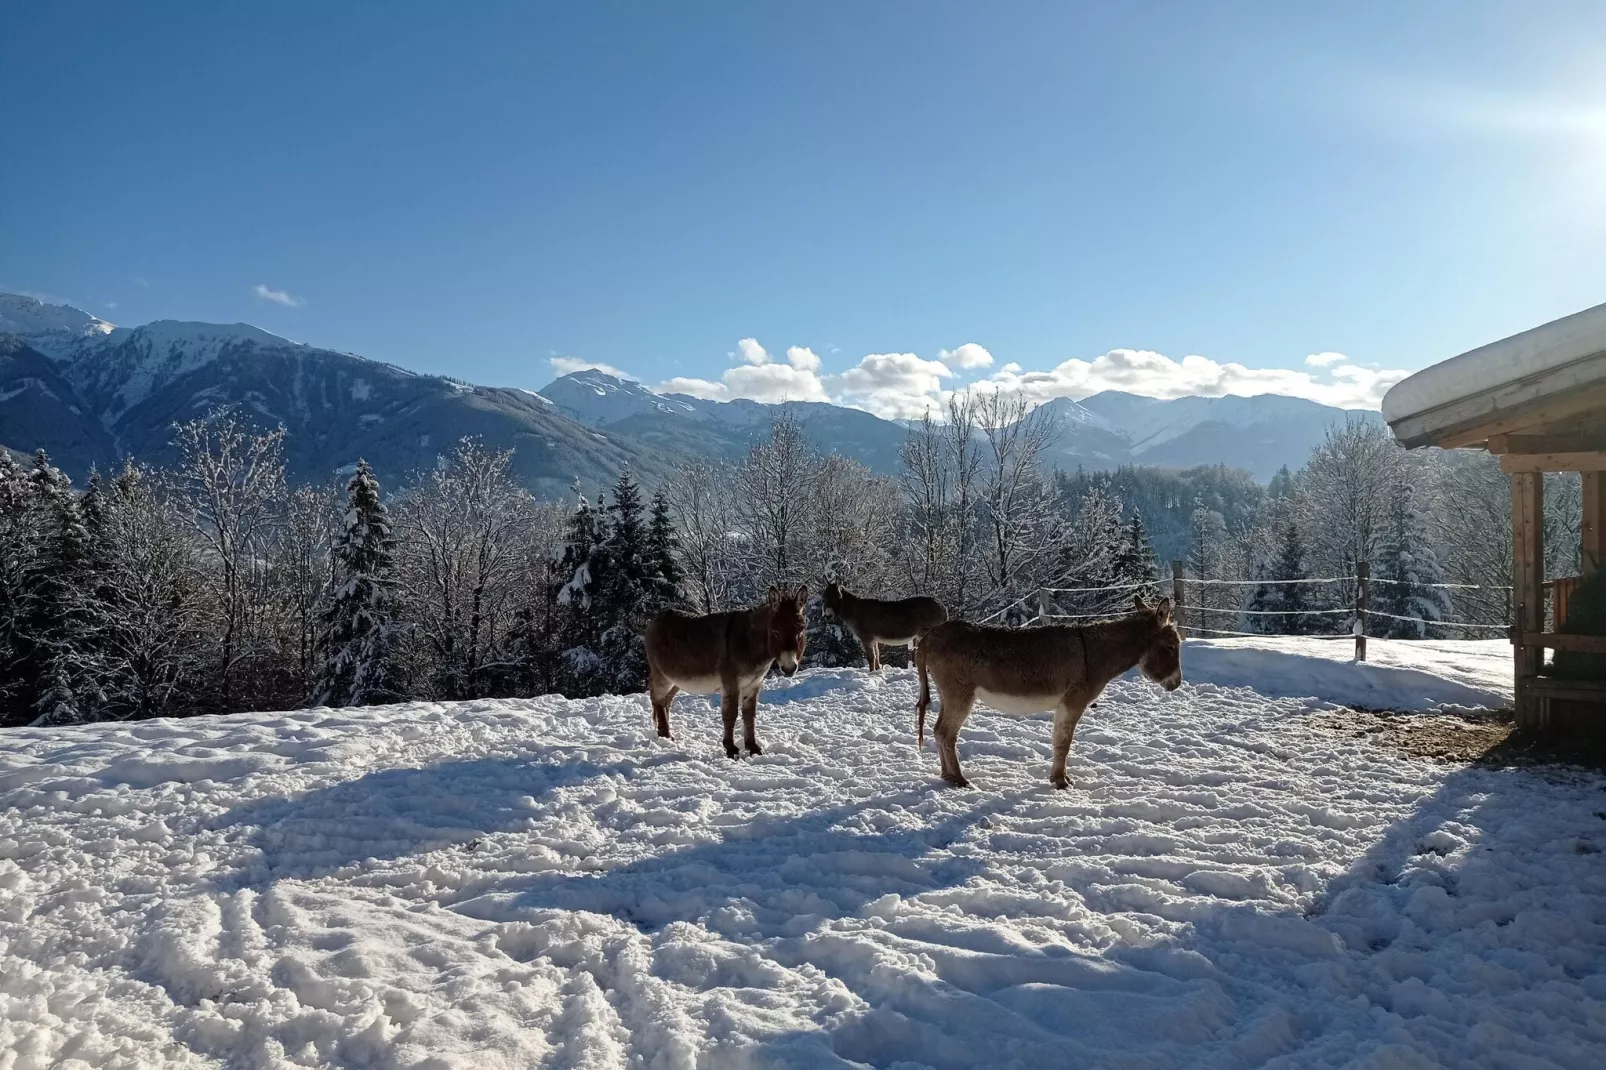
[0, 293, 116, 339]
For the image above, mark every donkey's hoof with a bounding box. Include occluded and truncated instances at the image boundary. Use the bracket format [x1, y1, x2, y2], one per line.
[656, 728, 672, 740]
[745, 741, 764, 756]
[724, 744, 741, 760]
[943, 773, 971, 789]
[1050, 774, 1070, 790]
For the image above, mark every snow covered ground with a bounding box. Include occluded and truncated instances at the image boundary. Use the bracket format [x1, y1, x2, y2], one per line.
[1183, 637, 1513, 713]
[3, 651, 1602, 1069]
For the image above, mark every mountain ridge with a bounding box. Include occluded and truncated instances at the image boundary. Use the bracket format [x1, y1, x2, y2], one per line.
[0, 294, 1379, 489]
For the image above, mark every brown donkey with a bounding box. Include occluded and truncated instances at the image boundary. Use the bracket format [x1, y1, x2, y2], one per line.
[645, 585, 809, 759]
[916, 595, 1181, 788]
[821, 582, 947, 671]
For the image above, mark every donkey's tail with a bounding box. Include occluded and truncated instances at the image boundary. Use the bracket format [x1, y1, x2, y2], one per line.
[916, 644, 931, 750]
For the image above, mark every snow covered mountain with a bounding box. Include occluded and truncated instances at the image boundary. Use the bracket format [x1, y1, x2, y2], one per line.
[0, 296, 678, 496]
[0, 293, 1380, 490]
[1075, 391, 1384, 478]
[538, 371, 1377, 481]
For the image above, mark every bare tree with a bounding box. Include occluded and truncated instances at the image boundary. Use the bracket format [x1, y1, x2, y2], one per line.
[1298, 416, 1403, 606]
[172, 412, 288, 710]
[899, 412, 951, 594]
[943, 393, 985, 616]
[82, 464, 210, 719]
[735, 414, 815, 589]
[668, 459, 741, 613]
[807, 454, 900, 591]
[976, 392, 1061, 608]
[395, 439, 532, 698]
[274, 482, 340, 702]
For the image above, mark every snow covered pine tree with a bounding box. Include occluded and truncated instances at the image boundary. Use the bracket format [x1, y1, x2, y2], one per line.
[315, 460, 405, 707]
[1373, 479, 1452, 638]
[22, 452, 96, 725]
[1246, 521, 1316, 636]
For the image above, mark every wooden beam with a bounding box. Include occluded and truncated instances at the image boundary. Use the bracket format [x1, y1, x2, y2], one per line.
[1512, 472, 1545, 730]
[1521, 677, 1606, 703]
[1515, 632, 1606, 655]
[1585, 472, 1605, 575]
[1488, 432, 1606, 455]
[1499, 451, 1606, 473]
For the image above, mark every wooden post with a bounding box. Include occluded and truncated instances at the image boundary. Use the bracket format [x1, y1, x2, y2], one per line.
[1511, 472, 1545, 730]
[1036, 587, 1051, 625]
[1583, 471, 1605, 576]
[1355, 560, 1370, 662]
[1172, 560, 1186, 638]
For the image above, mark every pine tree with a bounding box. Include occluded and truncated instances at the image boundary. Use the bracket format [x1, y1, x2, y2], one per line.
[647, 489, 683, 611]
[21, 452, 93, 722]
[0, 450, 34, 723]
[1187, 503, 1229, 630]
[1111, 510, 1160, 595]
[1373, 479, 1452, 638]
[315, 460, 404, 707]
[556, 486, 603, 617]
[594, 470, 655, 693]
[1267, 465, 1297, 501]
[32, 662, 81, 727]
[1245, 521, 1314, 635]
[555, 485, 607, 693]
[597, 470, 651, 618]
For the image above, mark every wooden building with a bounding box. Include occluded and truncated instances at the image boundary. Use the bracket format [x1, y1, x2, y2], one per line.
[1382, 301, 1606, 731]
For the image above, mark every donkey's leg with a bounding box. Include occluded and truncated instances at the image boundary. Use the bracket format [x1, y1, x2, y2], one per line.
[719, 687, 740, 760]
[1049, 698, 1090, 789]
[933, 687, 975, 788]
[859, 634, 880, 672]
[648, 668, 677, 739]
[741, 688, 763, 756]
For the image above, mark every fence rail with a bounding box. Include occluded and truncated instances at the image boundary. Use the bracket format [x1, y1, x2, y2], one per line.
[1016, 558, 1518, 662]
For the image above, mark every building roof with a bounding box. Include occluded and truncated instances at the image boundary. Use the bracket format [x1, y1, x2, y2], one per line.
[1382, 301, 1606, 449]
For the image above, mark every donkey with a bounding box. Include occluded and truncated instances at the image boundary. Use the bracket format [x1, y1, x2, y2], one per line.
[821, 582, 947, 671]
[645, 585, 809, 759]
[915, 595, 1181, 789]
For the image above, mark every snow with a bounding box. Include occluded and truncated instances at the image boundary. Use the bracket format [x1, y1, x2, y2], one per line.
[0, 293, 115, 339]
[1382, 299, 1606, 423]
[1182, 637, 1513, 713]
[5, 648, 1602, 1068]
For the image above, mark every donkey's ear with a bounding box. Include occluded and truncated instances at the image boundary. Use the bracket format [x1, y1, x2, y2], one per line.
[1133, 593, 1150, 612]
[794, 583, 810, 603]
[1156, 597, 1173, 621]
[766, 585, 783, 604]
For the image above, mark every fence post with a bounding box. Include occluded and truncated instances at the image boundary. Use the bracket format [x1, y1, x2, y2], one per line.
[1355, 560, 1370, 662]
[1171, 560, 1186, 638]
[1037, 587, 1051, 625]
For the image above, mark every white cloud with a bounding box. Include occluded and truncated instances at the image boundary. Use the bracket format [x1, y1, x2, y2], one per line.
[635, 337, 1409, 420]
[736, 337, 769, 366]
[973, 348, 1407, 410]
[252, 284, 305, 308]
[549, 356, 636, 380]
[785, 346, 821, 373]
[831, 352, 953, 420]
[940, 343, 994, 370]
[656, 337, 832, 404]
[1304, 351, 1348, 367]
[657, 375, 729, 400]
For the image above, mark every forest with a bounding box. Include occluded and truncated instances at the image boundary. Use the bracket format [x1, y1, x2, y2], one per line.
[0, 394, 1580, 728]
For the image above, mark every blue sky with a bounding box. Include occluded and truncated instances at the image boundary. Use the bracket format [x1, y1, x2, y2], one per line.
[4, 2, 1605, 416]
